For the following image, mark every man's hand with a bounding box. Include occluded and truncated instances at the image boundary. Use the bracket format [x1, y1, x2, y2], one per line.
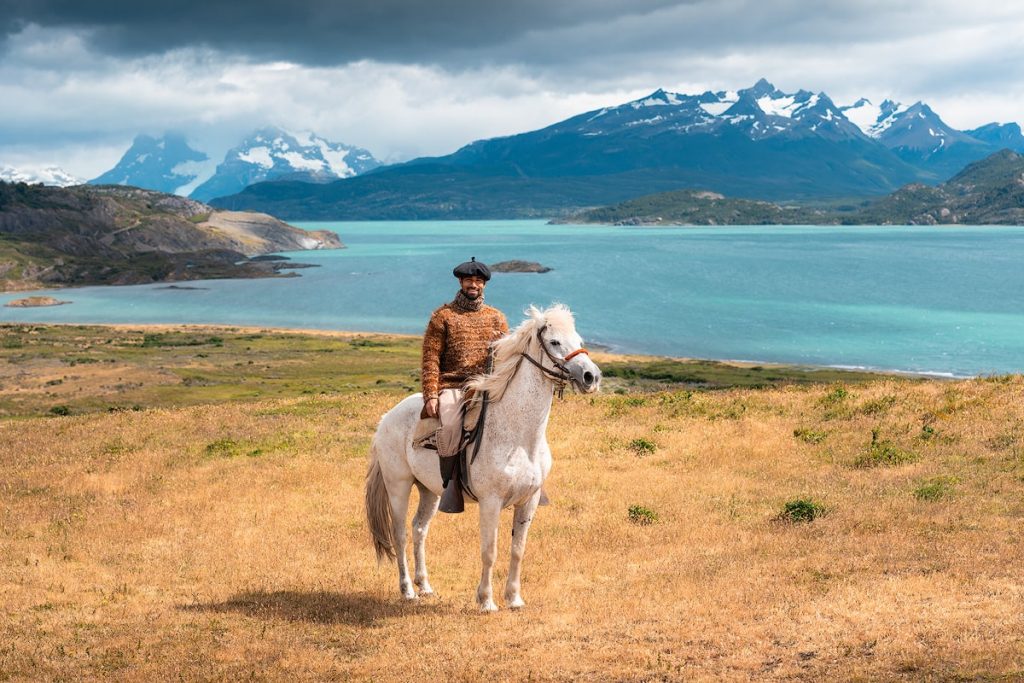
[424, 397, 439, 418]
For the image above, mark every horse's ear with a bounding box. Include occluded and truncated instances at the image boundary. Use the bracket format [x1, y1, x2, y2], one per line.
[526, 305, 544, 323]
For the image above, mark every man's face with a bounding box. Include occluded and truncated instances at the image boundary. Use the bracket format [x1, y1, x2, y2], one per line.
[459, 276, 486, 299]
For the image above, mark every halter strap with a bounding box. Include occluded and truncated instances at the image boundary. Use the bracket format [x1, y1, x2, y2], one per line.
[563, 348, 590, 362]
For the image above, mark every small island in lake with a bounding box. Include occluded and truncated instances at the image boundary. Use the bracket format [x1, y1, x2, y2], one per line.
[490, 260, 552, 273]
[5, 296, 71, 307]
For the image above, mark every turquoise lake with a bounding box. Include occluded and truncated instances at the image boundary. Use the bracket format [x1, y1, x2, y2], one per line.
[2, 220, 1024, 377]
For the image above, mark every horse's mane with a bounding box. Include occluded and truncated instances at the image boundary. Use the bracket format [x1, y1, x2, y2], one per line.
[466, 304, 575, 402]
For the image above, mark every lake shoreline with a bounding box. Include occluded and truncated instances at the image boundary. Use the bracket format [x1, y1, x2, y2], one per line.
[1, 321, 956, 381]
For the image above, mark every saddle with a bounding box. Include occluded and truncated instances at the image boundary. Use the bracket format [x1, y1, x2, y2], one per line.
[413, 391, 487, 513]
[412, 392, 484, 452]
[411, 392, 549, 514]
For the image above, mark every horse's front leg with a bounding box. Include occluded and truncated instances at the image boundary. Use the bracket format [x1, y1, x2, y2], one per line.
[505, 491, 541, 609]
[476, 496, 502, 612]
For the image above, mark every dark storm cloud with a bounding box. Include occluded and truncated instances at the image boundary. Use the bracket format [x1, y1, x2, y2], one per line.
[0, 0, 687, 66]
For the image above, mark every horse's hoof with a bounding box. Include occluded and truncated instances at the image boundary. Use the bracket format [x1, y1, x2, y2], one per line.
[418, 588, 436, 598]
[507, 596, 525, 610]
[478, 600, 499, 613]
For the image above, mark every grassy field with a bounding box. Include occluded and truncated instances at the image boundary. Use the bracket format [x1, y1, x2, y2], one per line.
[1, 324, 1023, 680]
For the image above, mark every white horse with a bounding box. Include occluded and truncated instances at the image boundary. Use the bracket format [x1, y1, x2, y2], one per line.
[365, 304, 602, 611]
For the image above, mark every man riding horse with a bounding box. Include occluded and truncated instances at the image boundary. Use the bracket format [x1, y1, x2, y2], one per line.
[421, 258, 509, 508]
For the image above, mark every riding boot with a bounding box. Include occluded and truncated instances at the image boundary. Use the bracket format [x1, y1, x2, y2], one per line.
[439, 454, 458, 488]
[438, 458, 465, 513]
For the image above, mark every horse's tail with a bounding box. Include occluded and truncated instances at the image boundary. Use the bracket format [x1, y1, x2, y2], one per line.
[365, 444, 397, 563]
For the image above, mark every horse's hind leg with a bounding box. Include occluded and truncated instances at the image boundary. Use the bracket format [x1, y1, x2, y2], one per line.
[388, 480, 417, 599]
[505, 492, 541, 609]
[476, 496, 502, 612]
[412, 481, 439, 596]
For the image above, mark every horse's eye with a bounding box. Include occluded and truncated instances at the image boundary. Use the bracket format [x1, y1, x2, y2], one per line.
[550, 340, 560, 347]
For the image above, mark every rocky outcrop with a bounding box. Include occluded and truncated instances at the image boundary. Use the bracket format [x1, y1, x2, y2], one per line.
[490, 260, 552, 273]
[0, 182, 343, 291]
[5, 296, 71, 307]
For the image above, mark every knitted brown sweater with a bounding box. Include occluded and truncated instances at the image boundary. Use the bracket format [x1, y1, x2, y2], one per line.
[421, 293, 509, 399]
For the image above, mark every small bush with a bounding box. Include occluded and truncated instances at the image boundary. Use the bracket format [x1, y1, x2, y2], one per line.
[48, 405, 71, 416]
[854, 429, 917, 468]
[821, 386, 849, 406]
[778, 498, 826, 523]
[628, 437, 657, 456]
[859, 395, 897, 416]
[628, 504, 658, 525]
[793, 428, 827, 444]
[914, 476, 958, 501]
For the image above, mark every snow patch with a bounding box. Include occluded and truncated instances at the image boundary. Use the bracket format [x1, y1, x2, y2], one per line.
[700, 101, 733, 116]
[317, 144, 354, 177]
[134, 153, 150, 164]
[843, 99, 881, 135]
[868, 102, 909, 137]
[757, 93, 819, 118]
[238, 146, 274, 168]
[171, 158, 219, 196]
[756, 94, 795, 117]
[627, 115, 666, 127]
[632, 92, 682, 108]
[280, 151, 326, 172]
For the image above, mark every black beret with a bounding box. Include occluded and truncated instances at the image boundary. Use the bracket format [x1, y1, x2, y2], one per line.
[453, 257, 491, 281]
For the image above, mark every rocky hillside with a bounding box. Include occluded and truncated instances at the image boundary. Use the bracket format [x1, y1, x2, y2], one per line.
[561, 150, 1024, 226]
[0, 182, 342, 291]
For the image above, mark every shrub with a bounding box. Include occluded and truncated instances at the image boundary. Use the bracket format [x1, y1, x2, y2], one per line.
[854, 429, 917, 468]
[793, 428, 827, 444]
[821, 386, 849, 406]
[859, 395, 897, 416]
[628, 437, 657, 456]
[914, 476, 958, 501]
[48, 405, 71, 416]
[778, 498, 825, 523]
[627, 504, 658, 525]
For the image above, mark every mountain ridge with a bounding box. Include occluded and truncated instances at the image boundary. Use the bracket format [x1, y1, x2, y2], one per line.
[211, 78, 1020, 219]
[86, 128, 381, 203]
[558, 149, 1024, 226]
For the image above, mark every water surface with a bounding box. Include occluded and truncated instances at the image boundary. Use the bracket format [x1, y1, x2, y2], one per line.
[3, 220, 1023, 377]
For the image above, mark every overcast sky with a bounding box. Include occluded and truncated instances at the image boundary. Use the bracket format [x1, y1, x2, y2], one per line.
[2, 0, 1023, 177]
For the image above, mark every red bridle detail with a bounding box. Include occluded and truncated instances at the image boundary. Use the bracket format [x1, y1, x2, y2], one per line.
[563, 348, 590, 362]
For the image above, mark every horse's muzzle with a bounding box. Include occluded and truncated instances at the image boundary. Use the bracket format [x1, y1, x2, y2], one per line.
[570, 358, 602, 393]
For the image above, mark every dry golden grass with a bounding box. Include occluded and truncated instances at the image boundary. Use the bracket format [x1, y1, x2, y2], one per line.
[2, 356, 1024, 680]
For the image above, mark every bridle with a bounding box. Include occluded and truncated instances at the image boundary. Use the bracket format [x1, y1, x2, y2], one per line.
[519, 324, 590, 398]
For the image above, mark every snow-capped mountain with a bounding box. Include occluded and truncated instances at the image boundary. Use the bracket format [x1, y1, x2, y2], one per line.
[840, 98, 995, 176]
[540, 78, 865, 144]
[188, 127, 380, 202]
[89, 133, 210, 195]
[1, 165, 82, 187]
[209, 78, 1024, 219]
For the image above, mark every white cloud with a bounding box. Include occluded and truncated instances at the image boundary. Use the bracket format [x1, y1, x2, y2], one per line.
[1, 3, 1024, 179]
